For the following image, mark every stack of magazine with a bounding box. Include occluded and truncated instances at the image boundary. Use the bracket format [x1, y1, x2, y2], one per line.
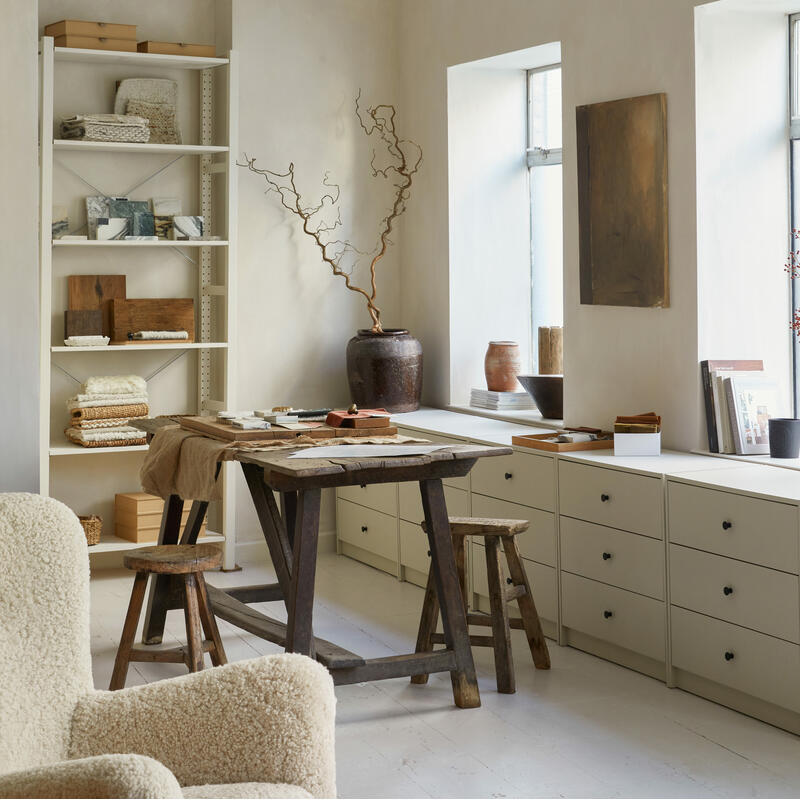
[470, 388, 535, 411]
[700, 360, 783, 455]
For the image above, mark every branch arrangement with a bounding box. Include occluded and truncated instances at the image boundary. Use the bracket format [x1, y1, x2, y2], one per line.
[241, 92, 422, 334]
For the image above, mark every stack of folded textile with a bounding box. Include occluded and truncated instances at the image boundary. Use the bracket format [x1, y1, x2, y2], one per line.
[65, 374, 149, 448]
[60, 114, 150, 143]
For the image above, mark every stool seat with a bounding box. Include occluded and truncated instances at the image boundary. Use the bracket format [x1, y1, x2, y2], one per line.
[422, 517, 529, 536]
[123, 544, 222, 574]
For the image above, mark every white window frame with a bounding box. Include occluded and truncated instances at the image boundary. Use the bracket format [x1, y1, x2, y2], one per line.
[526, 64, 563, 168]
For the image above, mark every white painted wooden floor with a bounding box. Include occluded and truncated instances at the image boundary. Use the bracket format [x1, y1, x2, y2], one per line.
[90, 552, 800, 798]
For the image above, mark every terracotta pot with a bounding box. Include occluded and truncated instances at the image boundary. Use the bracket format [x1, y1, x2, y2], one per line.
[484, 341, 521, 392]
[346, 329, 423, 413]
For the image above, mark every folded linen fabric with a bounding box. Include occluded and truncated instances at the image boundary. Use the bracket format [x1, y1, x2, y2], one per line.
[65, 426, 147, 447]
[67, 394, 149, 410]
[64, 335, 110, 347]
[131, 330, 189, 340]
[71, 403, 148, 422]
[60, 114, 150, 143]
[71, 417, 143, 430]
[83, 375, 147, 396]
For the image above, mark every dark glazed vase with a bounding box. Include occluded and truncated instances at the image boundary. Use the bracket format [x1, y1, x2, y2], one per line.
[346, 329, 423, 413]
[768, 418, 800, 458]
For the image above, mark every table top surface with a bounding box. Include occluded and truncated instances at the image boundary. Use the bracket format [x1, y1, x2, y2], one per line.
[235, 443, 511, 478]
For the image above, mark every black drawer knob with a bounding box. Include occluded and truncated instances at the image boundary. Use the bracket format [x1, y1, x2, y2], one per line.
[361, 525, 368, 533]
[603, 610, 613, 619]
[427, 550, 431, 557]
[504, 472, 513, 480]
[506, 577, 513, 585]
[600, 493, 610, 502]
[602, 552, 612, 561]
[722, 520, 732, 530]
[724, 651, 735, 661]
[723, 585, 733, 596]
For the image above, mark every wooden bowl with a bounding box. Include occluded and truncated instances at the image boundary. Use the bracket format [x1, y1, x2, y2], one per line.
[517, 375, 563, 419]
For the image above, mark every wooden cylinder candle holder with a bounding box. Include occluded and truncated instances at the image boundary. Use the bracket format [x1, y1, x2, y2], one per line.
[538, 326, 563, 375]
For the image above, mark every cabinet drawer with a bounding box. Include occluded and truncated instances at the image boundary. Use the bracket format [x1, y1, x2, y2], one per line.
[471, 494, 556, 566]
[471, 541, 557, 623]
[398, 483, 469, 524]
[559, 460, 663, 538]
[397, 429, 470, 490]
[470, 450, 554, 511]
[337, 482, 397, 515]
[671, 606, 800, 712]
[668, 482, 798, 573]
[670, 545, 800, 643]
[336, 499, 398, 562]
[399, 519, 432, 575]
[561, 517, 664, 599]
[561, 572, 665, 661]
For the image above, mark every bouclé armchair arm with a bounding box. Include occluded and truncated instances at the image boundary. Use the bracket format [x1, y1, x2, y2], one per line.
[0, 754, 181, 798]
[69, 654, 336, 798]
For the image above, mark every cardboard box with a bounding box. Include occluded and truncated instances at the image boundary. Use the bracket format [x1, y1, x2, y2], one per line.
[137, 41, 216, 57]
[53, 35, 137, 52]
[45, 20, 137, 40]
[613, 432, 661, 457]
[115, 492, 206, 543]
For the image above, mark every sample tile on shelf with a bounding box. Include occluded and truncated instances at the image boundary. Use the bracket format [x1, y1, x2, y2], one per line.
[151, 197, 181, 216]
[132, 211, 155, 236]
[154, 216, 173, 239]
[171, 216, 204, 240]
[85, 196, 110, 239]
[109, 198, 149, 223]
[96, 218, 130, 241]
[52, 205, 68, 238]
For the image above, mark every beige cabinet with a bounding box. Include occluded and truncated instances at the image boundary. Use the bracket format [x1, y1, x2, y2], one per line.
[337, 481, 398, 516]
[470, 450, 555, 511]
[398, 482, 469, 525]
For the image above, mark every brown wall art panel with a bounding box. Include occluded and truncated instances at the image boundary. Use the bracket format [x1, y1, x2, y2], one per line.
[577, 92, 669, 308]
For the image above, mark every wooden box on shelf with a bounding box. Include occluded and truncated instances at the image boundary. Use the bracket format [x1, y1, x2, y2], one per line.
[137, 41, 216, 57]
[115, 492, 205, 543]
[45, 19, 137, 52]
[108, 298, 195, 344]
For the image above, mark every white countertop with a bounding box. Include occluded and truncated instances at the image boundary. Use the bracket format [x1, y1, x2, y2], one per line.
[557, 449, 750, 478]
[668, 465, 800, 505]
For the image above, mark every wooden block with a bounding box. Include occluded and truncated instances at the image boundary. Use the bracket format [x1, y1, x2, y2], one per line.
[109, 298, 194, 344]
[116, 492, 163, 515]
[45, 20, 137, 39]
[538, 326, 563, 375]
[68, 275, 126, 338]
[53, 35, 137, 51]
[538, 327, 552, 375]
[137, 41, 216, 57]
[114, 492, 205, 543]
[64, 309, 102, 337]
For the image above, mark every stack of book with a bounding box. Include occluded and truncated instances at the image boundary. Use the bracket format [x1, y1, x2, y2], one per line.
[700, 360, 781, 455]
[613, 412, 661, 434]
[470, 389, 535, 411]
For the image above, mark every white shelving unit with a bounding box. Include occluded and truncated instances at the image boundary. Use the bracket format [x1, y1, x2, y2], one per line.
[38, 38, 238, 567]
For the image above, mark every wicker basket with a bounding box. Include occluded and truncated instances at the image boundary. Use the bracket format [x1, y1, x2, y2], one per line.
[78, 515, 102, 546]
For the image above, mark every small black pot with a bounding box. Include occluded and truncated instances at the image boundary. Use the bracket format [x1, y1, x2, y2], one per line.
[768, 418, 800, 458]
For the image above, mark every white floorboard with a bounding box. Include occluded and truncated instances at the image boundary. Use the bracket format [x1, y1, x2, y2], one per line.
[89, 552, 800, 798]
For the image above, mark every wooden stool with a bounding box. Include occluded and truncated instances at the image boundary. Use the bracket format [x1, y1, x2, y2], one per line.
[110, 544, 227, 690]
[412, 517, 550, 694]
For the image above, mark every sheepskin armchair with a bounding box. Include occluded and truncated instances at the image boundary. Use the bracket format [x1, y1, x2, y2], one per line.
[0, 493, 336, 799]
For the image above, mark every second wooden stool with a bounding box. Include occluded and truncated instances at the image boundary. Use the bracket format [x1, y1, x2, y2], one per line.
[110, 544, 227, 690]
[412, 517, 550, 694]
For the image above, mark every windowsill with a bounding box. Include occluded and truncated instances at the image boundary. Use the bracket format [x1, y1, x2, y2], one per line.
[447, 404, 563, 429]
[692, 449, 800, 472]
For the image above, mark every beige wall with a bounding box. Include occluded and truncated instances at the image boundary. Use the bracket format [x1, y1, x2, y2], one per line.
[0, 0, 39, 491]
[232, 0, 402, 541]
[397, 0, 710, 450]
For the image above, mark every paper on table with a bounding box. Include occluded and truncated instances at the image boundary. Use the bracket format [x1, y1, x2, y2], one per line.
[287, 444, 451, 459]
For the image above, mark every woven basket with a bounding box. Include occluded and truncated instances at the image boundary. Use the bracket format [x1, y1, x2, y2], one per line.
[67, 433, 147, 448]
[71, 403, 149, 421]
[78, 515, 101, 546]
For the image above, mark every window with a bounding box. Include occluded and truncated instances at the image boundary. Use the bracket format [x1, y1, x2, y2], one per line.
[791, 15, 800, 409]
[527, 65, 563, 372]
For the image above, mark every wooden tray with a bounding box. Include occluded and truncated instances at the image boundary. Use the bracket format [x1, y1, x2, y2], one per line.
[179, 416, 397, 443]
[109, 298, 194, 344]
[511, 432, 614, 452]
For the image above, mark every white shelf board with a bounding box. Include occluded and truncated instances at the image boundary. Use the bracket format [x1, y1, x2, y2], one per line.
[54, 46, 228, 70]
[50, 442, 149, 456]
[88, 531, 224, 554]
[54, 139, 229, 155]
[53, 239, 228, 247]
[52, 342, 228, 353]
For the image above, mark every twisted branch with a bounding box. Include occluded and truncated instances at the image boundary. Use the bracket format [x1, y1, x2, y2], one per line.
[240, 92, 422, 333]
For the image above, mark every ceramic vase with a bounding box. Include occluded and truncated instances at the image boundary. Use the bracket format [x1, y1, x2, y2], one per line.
[768, 418, 800, 458]
[346, 329, 423, 413]
[484, 341, 521, 392]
